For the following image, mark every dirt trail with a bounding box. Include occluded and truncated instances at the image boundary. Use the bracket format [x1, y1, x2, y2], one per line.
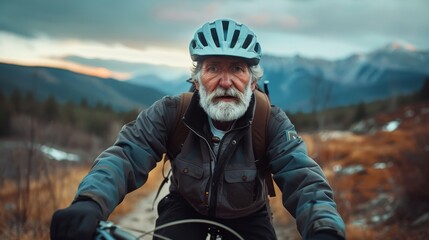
[117, 182, 169, 238]
[117, 182, 295, 239]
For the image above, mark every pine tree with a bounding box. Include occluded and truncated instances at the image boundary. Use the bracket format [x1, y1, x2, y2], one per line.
[80, 98, 89, 109]
[0, 91, 12, 136]
[10, 89, 23, 114]
[24, 91, 38, 116]
[61, 101, 77, 125]
[420, 77, 429, 101]
[353, 102, 367, 123]
[42, 95, 59, 122]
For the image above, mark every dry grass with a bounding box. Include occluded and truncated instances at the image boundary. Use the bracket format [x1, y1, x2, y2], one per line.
[268, 101, 429, 239]
[0, 161, 165, 240]
[0, 165, 89, 240]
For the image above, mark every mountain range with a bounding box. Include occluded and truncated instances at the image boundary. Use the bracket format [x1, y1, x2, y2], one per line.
[129, 42, 429, 112]
[0, 63, 165, 111]
[1, 42, 428, 113]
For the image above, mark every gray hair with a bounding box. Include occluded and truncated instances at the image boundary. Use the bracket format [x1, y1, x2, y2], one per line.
[190, 62, 264, 84]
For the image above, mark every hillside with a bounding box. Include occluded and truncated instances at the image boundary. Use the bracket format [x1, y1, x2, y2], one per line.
[0, 63, 167, 111]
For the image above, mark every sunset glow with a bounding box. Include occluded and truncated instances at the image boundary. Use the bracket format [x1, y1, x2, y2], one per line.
[0, 31, 190, 79]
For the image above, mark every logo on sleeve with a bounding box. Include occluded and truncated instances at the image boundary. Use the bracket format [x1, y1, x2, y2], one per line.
[286, 130, 300, 141]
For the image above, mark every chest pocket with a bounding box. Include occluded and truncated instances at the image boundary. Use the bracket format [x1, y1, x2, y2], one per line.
[177, 160, 204, 179]
[174, 159, 204, 179]
[173, 158, 208, 201]
[224, 169, 257, 183]
[222, 169, 258, 209]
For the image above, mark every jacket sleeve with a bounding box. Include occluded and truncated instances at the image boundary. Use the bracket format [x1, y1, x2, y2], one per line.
[266, 107, 346, 239]
[73, 96, 180, 219]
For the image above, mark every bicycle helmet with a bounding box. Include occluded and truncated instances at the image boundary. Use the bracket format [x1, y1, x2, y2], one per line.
[189, 19, 262, 65]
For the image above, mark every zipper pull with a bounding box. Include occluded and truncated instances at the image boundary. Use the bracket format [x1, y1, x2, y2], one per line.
[204, 191, 209, 207]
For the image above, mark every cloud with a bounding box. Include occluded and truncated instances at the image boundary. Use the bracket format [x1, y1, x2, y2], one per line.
[0, 0, 191, 49]
[280, 1, 429, 45]
[0, 0, 428, 61]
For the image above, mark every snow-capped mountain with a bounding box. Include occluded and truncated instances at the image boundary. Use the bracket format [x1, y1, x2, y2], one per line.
[330, 42, 429, 85]
[259, 42, 429, 112]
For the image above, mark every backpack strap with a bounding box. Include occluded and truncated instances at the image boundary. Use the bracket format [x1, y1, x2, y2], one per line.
[152, 93, 193, 209]
[252, 91, 269, 160]
[167, 92, 193, 158]
[253, 91, 276, 197]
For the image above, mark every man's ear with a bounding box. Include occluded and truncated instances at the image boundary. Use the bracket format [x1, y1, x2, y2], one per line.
[251, 81, 256, 92]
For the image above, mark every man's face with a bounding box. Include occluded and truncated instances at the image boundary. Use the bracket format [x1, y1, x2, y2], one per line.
[196, 56, 256, 122]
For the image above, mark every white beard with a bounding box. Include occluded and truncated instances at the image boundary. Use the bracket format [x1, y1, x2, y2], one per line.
[199, 82, 253, 122]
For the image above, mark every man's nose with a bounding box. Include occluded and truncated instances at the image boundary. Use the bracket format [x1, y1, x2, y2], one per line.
[218, 71, 233, 89]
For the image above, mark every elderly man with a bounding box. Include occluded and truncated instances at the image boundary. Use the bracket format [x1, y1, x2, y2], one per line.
[51, 19, 346, 240]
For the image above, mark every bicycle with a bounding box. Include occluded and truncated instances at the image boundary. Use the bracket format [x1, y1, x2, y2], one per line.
[95, 219, 244, 240]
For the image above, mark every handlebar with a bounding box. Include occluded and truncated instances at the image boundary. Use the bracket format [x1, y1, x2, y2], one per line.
[95, 219, 244, 240]
[96, 221, 137, 240]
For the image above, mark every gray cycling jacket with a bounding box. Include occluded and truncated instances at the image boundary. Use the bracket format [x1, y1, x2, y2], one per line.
[74, 92, 346, 239]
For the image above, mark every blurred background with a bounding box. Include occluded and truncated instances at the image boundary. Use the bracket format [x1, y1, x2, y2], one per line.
[0, 0, 428, 239]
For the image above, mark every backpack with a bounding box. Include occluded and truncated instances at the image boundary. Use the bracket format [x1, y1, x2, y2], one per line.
[152, 90, 276, 209]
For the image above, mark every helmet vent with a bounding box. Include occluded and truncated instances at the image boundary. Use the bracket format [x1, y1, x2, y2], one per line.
[254, 42, 260, 53]
[230, 30, 240, 48]
[242, 34, 253, 49]
[191, 40, 197, 49]
[198, 32, 208, 47]
[210, 28, 220, 47]
[222, 21, 229, 41]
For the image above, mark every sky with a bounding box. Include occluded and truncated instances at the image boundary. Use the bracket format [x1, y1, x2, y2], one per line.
[0, 0, 428, 80]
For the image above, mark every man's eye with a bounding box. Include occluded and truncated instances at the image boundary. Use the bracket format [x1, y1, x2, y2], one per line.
[232, 65, 244, 72]
[207, 66, 218, 72]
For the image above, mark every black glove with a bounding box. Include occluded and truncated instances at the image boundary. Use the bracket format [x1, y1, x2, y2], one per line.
[308, 231, 344, 240]
[50, 200, 103, 240]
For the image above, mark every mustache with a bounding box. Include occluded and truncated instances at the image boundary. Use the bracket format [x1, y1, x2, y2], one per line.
[210, 87, 242, 98]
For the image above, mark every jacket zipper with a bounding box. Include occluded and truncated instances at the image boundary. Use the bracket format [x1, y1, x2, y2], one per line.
[183, 121, 216, 209]
[207, 122, 251, 216]
[184, 120, 251, 216]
